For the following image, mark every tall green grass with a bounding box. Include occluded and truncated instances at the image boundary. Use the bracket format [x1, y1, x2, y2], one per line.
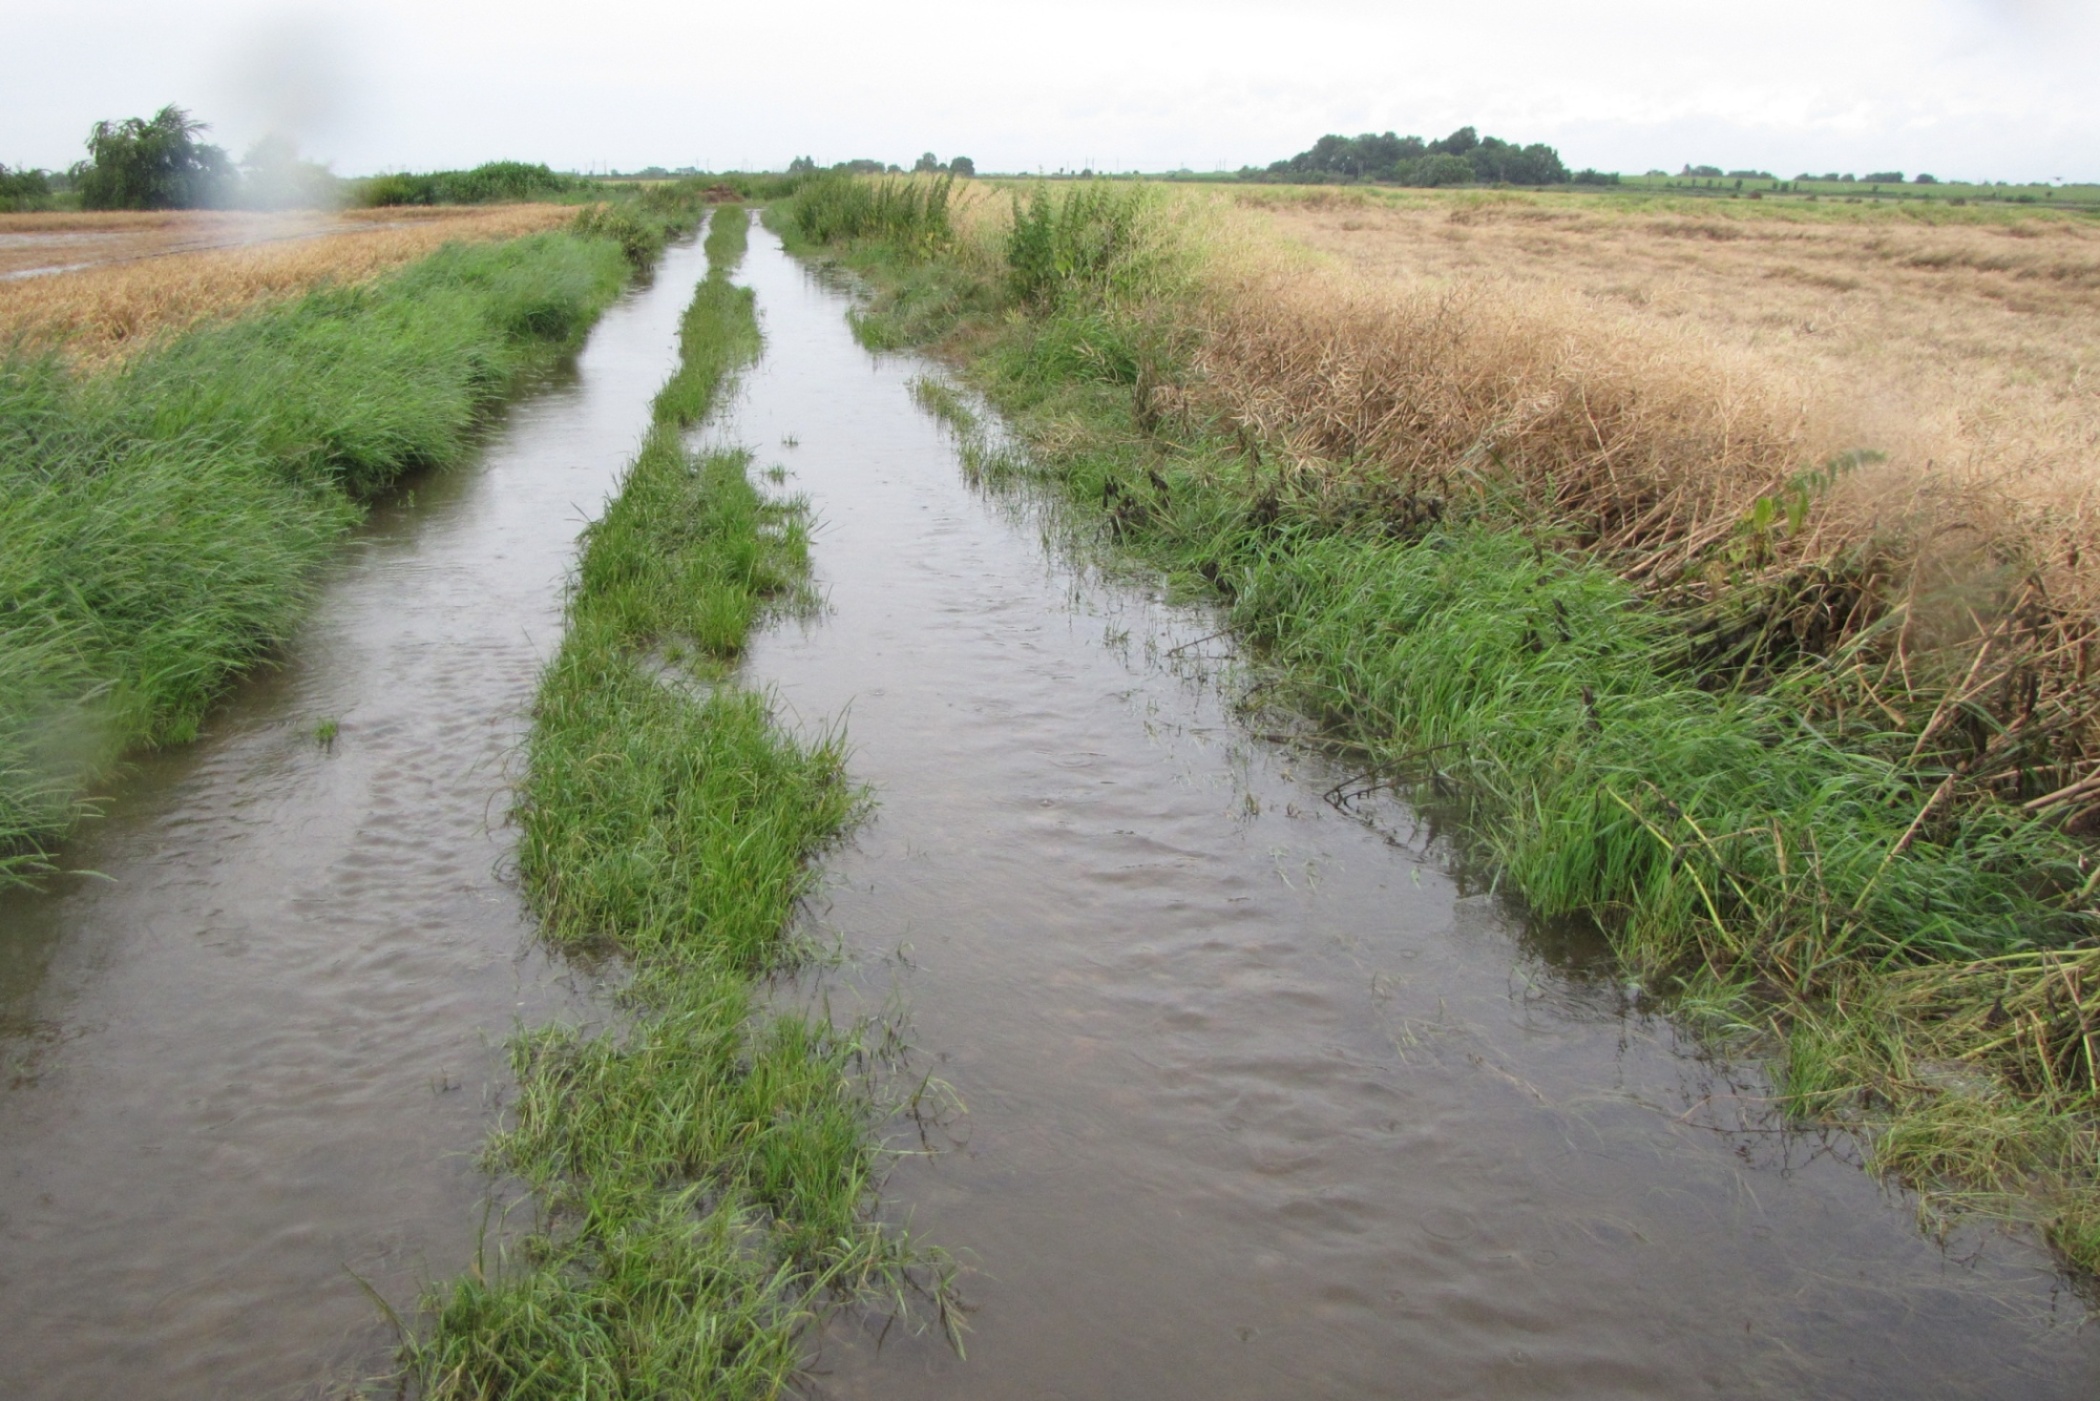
[0, 231, 633, 886]
[404, 203, 949, 1400]
[788, 173, 954, 254]
[1005, 181, 1157, 306]
[572, 182, 715, 268]
[778, 177, 2100, 1276]
[1225, 526, 2088, 977]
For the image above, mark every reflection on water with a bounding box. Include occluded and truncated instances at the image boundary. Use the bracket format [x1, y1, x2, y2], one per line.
[714, 223, 2100, 1400]
[0, 239, 712, 1400]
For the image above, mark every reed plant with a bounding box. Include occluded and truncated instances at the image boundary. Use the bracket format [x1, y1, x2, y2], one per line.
[788, 173, 954, 256]
[404, 202, 950, 1398]
[1005, 181, 1159, 306]
[778, 177, 2100, 1276]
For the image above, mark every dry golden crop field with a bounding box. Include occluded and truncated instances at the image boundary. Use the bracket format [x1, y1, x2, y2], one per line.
[0, 204, 578, 364]
[1234, 188, 2100, 548]
[1134, 190, 2094, 696]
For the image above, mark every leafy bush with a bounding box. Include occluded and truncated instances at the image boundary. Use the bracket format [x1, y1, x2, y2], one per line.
[574, 203, 669, 266]
[355, 161, 581, 207]
[1412, 153, 1477, 187]
[0, 164, 52, 212]
[74, 105, 233, 210]
[1005, 182, 1151, 306]
[789, 173, 953, 253]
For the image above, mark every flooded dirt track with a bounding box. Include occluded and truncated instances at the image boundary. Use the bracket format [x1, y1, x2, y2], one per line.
[718, 225, 2100, 1399]
[0, 237, 712, 1400]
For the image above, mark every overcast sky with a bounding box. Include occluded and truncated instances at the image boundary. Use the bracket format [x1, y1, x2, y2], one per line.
[7, 0, 2096, 182]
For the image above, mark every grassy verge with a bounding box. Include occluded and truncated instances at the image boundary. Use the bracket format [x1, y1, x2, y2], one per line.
[769, 177, 2100, 1278]
[399, 204, 949, 1399]
[0, 219, 702, 887]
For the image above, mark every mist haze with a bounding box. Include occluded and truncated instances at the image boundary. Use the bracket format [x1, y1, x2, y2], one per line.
[7, 0, 2097, 184]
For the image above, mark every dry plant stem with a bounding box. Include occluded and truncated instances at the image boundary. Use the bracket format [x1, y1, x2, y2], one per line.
[1234, 190, 2100, 770]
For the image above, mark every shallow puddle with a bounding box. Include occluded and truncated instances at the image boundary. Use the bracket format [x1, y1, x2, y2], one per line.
[714, 224, 2100, 1399]
[0, 238, 712, 1398]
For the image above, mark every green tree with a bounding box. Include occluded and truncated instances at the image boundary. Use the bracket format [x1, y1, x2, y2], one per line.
[948, 155, 976, 178]
[913, 151, 942, 174]
[0, 164, 52, 212]
[1257, 127, 1567, 187]
[1415, 154, 1475, 186]
[75, 105, 233, 210]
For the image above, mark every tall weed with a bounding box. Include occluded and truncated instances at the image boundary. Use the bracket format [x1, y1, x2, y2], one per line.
[1006, 181, 1154, 306]
[790, 174, 954, 255]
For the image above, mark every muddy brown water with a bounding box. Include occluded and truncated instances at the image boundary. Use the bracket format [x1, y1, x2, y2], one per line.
[0, 220, 2095, 1399]
[712, 224, 2100, 1399]
[0, 236, 713, 1398]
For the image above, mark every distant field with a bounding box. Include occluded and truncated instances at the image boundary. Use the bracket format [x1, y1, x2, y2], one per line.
[1221, 183, 2100, 617]
[1615, 172, 2100, 212]
[0, 205, 578, 363]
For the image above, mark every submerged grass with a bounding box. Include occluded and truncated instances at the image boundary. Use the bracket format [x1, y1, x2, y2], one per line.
[0, 229, 643, 887]
[772, 180, 2100, 1278]
[401, 203, 949, 1399]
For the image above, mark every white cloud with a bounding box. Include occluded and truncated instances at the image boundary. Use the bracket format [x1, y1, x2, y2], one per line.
[5, 0, 2094, 180]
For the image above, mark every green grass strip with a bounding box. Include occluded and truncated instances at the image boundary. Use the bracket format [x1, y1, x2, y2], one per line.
[402, 204, 947, 1400]
[0, 231, 641, 886]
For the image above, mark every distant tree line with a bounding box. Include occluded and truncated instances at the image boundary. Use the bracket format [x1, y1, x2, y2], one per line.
[2, 105, 341, 211]
[787, 153, 975, 178]
[914, 152, 975, 177]
[1681, 165, 1777, 180]
[1683, 163, 1944, 186]
[0, 163, 52, 213]
[0, 105, 600, 213]
[354, 161, 579, 207]
[1243, 127, 1617, 187]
